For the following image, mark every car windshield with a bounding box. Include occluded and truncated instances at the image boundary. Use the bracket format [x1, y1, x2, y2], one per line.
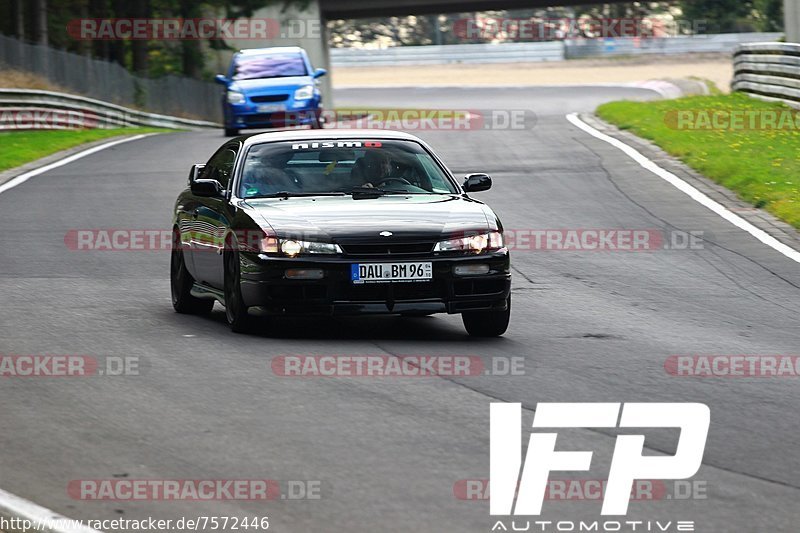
[239, 139, 460, 198]
[232, 53, 307, 80]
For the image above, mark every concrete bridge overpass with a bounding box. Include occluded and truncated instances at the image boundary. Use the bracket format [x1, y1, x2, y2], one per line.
[319, 0, 630, 18]
[219, 0, 799, 105]
[321, 0, 798, 42]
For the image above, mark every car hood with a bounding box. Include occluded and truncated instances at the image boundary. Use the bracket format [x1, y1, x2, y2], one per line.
[242, 195, 493, 242]
[230, 76, 311, 93]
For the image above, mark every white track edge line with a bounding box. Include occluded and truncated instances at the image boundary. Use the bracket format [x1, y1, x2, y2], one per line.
[0, 487, 101, 533]
[0, 133, 157, 195]
[566, 113, 800, 265]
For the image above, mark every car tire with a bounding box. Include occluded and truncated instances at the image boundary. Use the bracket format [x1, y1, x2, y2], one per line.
[223, 248, 254, 333]
[171, 232, 214, 315]
[462, 296, 511, 337]
[224, 127, 239, 137]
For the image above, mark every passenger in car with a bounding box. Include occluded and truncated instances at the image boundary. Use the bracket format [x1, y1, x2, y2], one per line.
[241, 151, 300, 195]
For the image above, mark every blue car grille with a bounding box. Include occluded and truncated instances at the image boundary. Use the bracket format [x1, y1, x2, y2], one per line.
[250, 94, 289, 103]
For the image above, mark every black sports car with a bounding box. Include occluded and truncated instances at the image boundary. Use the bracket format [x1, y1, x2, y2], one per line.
[171, 129, 511, 336]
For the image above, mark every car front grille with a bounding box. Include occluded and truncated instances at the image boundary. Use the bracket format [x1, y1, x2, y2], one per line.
[250, 94, 289, 103]
[341, 242, 435, 257]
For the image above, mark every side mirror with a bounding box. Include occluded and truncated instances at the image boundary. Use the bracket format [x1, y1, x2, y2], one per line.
[191, 179, 223, 198]
[188, 163, 205, 185]
[463, 173, 492, 193]
[313, 68, 327, 79]
[214, 74, 229, 85]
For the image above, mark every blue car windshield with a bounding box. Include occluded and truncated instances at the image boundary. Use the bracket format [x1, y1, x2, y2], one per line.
[232, 53, 308, 80]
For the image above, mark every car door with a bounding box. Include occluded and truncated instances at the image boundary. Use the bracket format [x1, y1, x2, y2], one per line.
[190, 143, 238, 288]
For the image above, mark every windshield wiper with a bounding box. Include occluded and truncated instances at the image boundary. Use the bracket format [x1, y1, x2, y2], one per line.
[251, 191, 346, 199]
[349, 187, 412, 198]
[238, 74, 305, 81]
[350, 186, 386, 197]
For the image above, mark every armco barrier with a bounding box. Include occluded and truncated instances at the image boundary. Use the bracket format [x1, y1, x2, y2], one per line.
[330, 33, 782, 67]
[565, 32, 782, 58]
[732, 42, 800, 107]
[0, 88, 219, 130]
[0, 34, 221, 122]
[330, 41, 565, 66]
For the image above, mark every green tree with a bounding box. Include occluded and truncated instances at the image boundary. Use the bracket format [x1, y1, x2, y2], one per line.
[680, 0, 783, 33]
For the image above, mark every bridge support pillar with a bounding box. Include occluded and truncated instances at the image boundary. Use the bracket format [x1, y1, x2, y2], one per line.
[786, 0, 800, 43]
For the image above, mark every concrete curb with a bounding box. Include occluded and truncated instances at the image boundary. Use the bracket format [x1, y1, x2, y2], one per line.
[580, 113, 800, 253]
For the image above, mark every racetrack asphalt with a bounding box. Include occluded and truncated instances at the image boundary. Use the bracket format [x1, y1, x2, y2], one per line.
[0, 85, 798, 532]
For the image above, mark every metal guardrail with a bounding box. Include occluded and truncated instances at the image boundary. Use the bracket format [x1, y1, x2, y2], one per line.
[0, 34, 221, 122]
[732, 42, 800, 107]
[0, 88, 219, 130]
[565, 33, 783, 58]
[331, 41, 565, 66]
[330, 33, 783, 67]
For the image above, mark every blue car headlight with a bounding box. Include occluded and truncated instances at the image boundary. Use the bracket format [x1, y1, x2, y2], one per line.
[293, 85, 314, 101]
[227, 91, 246, 105]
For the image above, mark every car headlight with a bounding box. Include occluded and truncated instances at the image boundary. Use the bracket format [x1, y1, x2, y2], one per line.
[294, 85, 314, 101]
[227, 91, 246, 105]
[257, 236, 341, 257]
[434, 231, 504, 254]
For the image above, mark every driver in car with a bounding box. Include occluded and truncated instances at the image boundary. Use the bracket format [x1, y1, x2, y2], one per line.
[351, 150, 393, 188]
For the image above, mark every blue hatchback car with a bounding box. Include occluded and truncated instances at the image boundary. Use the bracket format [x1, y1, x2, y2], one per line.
[215, 47, 327, 136]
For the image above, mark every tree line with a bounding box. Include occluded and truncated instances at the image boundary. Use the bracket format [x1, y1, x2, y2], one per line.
[0, 0, 287, 78]
[0, 0, 785, 79]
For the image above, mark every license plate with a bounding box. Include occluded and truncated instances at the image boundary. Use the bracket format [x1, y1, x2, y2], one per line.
[351, 262, 432, 284]
[256, 104, 285, 113]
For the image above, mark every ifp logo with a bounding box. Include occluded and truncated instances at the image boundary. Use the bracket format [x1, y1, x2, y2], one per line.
[490, 403, 710, 516]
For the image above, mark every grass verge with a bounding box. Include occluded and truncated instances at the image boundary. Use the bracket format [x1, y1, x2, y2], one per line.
[596, 92, 800, 230]
[0, 128, 167, 173]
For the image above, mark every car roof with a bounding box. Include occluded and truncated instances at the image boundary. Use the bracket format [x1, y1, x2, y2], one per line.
[236, 47, 305, 56]
[239, 129, 425, 148]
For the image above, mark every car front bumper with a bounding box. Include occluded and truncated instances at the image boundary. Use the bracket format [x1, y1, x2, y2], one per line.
[238, 250, 511, 316]
[226, 102, 321, 129]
